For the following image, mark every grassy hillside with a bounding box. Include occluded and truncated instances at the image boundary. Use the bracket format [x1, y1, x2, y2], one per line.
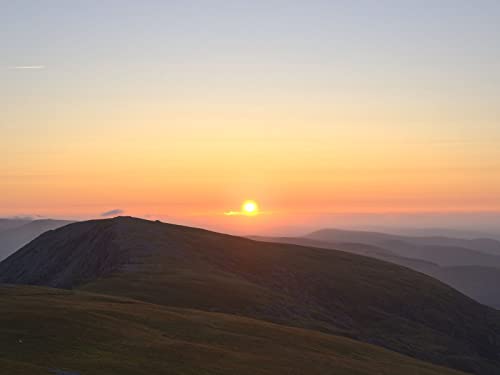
[2, 217, 500, 374]
[0, 285, 466, 375]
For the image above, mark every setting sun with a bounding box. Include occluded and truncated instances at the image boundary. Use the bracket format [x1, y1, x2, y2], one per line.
[223, 200, 261, 217]
[242, 200, 259, 216]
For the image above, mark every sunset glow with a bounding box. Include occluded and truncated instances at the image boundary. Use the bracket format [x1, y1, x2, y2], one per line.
[2, 2, 500, 234]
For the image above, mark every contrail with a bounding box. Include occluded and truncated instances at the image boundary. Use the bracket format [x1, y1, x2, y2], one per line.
[8, 65, 45, 70]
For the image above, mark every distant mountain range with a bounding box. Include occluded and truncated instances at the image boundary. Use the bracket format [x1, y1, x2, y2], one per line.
[369, 227, 500, 240]
[0, 218, 32, 232]
[306, 228, 500, 257]
[1, 217, 500, 374]
[0, 219, 74, 261]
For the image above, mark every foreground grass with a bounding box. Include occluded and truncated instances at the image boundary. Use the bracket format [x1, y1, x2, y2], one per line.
[0, 285, 466, 375]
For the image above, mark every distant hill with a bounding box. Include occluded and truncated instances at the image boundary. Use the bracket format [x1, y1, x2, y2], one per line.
[0, 219, 74, 261]
[2, 217, 500, 374]
[250, 235, 396, 258]
[376, 227, 500, 241]
[307, 228, 500, 262]
[0, 218, 32, 233]
[438, 266, 500, 309]
[0, 285, 466, 375]
[250, 235, 441, 272]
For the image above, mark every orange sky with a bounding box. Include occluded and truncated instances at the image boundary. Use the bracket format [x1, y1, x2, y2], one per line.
[3, 2, 500, 233]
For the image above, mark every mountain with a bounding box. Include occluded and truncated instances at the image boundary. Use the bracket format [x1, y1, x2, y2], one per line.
[378, 227, 500, 241]
[253, 235, 500, 309]
[438, 266, 500, 309]
[250, 235, 440, 270]
[0, 285, 466, 375]
[2, 217, 500, 374]
[0, 219, 74, 261]
[0, 218, 32, 233]
[307, 228, 500, 263]
[250, 235, 396, 258]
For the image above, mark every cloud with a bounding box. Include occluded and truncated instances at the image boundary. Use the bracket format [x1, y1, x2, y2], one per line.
[101, 209, 125, 217]
[224, 210, 270, 216]
[8, 65, 45, 70]
[3, 215, 40, 220]
[224, 211, 244, 216]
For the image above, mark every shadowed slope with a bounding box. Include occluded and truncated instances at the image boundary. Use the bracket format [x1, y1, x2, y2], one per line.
[0, 285, 466, 375]
[255, 235, 500, 309]
[2, 217, 500, 374]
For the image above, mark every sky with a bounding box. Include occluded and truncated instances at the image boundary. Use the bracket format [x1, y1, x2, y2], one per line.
[2, 1, 500, 234]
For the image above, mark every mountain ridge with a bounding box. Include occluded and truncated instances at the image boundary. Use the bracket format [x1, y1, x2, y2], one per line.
[307, 228, 500, 256]
[2, 217, 500, 374]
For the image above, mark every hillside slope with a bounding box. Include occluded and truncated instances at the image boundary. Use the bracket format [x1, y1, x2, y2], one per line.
[251, 235, 500, 309]
[2, 217, 500, 374]
[0, 285, 466, 375]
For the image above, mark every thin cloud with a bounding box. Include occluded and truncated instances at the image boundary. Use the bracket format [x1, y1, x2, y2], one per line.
[101, 209, 125, 217]
[224, 211, 244, 216]
[224, 210, 271, 216]
[8, 65, 45, 70]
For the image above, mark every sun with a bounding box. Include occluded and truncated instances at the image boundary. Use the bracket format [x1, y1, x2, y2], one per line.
[223, 200, 261, 216]
[242, 200, 259, 216]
